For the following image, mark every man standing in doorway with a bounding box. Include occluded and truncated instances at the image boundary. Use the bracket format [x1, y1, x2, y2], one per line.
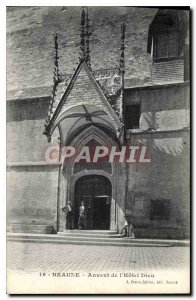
[62, 201, 74, 230]
[78, 201, 87, 230]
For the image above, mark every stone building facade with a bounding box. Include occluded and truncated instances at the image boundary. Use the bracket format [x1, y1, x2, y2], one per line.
[7, 7, 190, 238]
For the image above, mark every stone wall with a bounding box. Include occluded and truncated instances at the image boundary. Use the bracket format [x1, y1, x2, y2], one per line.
[124, 83, 190, 238]
[7, 98, 50, 162]
[6, 7, 190, 237]
[124, 82, 190, 131]
[6, 83, 190, 236]
[6, 97, 60, 232]
[7, 6, 158, 96]
[7, 166, 59, 232]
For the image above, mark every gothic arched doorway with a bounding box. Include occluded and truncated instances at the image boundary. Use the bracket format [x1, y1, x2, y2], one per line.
[74, 175, 112, 230]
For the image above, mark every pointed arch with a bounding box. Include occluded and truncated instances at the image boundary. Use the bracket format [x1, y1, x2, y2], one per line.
[44, 61, 121, 140]
[62, 125, 118, 175]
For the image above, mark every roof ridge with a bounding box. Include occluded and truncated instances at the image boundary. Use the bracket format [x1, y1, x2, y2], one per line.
[43, 60, 121, 141]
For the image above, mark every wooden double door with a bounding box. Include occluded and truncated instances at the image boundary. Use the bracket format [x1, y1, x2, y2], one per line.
[74, 175, 112, 230]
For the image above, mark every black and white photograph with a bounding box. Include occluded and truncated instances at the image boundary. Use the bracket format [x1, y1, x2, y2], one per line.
[6, 5, 190, 294]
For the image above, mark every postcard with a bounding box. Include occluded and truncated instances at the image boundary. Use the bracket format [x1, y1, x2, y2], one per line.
[6, 6, 190, 294]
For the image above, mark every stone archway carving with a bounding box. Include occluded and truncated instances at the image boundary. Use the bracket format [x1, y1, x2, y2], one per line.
[57, 125, 125, 232]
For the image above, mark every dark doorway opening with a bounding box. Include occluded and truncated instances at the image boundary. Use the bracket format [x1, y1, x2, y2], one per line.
[74, 175, 112, 229]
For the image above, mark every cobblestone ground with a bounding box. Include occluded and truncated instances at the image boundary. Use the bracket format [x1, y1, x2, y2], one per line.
[7, 241, 189, 274]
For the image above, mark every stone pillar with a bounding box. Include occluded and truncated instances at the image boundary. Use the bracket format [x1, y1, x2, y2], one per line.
[58, 170, 68, 232]
[110, 197, 116, 231]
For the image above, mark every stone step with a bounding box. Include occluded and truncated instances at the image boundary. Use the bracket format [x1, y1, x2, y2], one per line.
[8, 235, 134, 244]
[60, 230, 118, 234]
[57, 230, 120, 238]
[7, 236, 172, 247]
[7, 233, 190, 247]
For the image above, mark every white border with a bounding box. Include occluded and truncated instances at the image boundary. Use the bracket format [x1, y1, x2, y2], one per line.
[1, 2, 194, 299]
[3, 0, 194, 6]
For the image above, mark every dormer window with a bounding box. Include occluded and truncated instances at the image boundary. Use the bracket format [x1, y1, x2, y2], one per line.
[147, 9, 188, 62]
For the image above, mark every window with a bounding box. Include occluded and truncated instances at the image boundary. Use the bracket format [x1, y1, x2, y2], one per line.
[154, 31, 178, 59]
[150, 200, 170, 221]
[147, 10, 188, 62]
[125, 104, 140, 129]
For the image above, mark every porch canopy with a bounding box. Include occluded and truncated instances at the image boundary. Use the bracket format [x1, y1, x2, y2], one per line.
[55, 104, 118, 145]
[44, 61, 121, 145]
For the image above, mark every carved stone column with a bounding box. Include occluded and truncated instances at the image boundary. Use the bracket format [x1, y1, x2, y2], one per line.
[110, 196, 116, 231]
[58, 170, 67, 232]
